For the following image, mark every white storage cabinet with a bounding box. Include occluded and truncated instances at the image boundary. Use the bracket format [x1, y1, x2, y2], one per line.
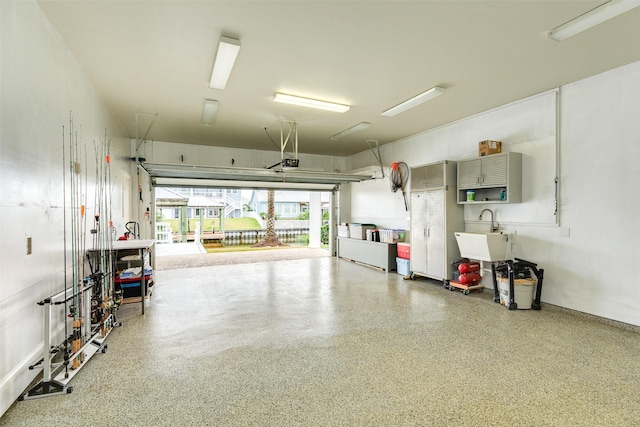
[337, 237, 397, 272]
[410, 161, 464, 282]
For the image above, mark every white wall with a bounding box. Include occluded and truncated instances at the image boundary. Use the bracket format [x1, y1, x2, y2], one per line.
[0, 1, 129, 415]
[347, 61, 640, 327]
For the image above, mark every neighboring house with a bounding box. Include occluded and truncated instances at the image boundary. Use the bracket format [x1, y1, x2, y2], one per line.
[155, 187, 188, 219]
[163, 187, 246, 218]
[248, 190, 330, 219]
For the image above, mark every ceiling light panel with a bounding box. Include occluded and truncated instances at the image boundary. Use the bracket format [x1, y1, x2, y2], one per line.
[201, 99, 219, 125]
[273, 93, 350, 113]
[331, 122, 371, 140]
[381, 86, 445, 117]
[548, 0, 640, 41]
[209, 36, 241, 90]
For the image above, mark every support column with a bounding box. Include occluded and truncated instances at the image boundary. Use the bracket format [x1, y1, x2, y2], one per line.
[180, 205, 188, 243]
[198, 209, 204, 242]
[309, 192, 321, 249]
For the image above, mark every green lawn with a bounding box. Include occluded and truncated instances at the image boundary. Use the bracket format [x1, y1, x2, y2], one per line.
[203, 244, 309, 254]
[160, 217, 261, 232]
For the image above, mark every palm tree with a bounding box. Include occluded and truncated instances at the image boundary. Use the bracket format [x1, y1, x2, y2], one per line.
[253, 189, 285, 247]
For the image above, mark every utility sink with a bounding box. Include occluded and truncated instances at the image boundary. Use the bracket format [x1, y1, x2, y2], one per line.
[454, 232, 509, 262]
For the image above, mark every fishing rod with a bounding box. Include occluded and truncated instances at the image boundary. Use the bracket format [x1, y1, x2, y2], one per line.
[70, 125, 81, 370]
[62, 121, 69, 379]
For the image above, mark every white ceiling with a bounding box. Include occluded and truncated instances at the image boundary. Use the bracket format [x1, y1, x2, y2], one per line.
[37, 1, 640, 157]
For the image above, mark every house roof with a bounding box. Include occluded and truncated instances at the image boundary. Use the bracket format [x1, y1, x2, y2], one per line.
[186, 196, 226, 208]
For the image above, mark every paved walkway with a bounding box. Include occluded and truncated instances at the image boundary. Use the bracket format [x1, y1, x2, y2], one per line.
[155, 243, 330, 271]
[155, 242, 206, 256]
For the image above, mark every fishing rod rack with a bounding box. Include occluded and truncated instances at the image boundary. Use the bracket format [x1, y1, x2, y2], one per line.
[21, 115, 120, 400]
[20, 268, 120, 399]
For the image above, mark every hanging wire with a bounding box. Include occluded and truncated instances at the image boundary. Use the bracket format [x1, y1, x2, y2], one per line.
[365, 139, 385, 178]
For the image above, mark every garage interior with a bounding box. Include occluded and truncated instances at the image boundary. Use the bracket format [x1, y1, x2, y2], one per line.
[1, 1, 640, 424]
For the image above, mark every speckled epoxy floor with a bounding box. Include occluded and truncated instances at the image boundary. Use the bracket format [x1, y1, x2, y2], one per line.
[2, 256, 639, 426]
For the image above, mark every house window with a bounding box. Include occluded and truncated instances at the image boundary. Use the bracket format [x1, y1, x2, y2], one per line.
[276, 203, 298, 216]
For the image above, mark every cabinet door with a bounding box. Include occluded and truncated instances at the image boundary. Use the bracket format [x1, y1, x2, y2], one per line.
[426, 189, 445, 279]
[424, 162, 445, 189]
[457, 159, 481, 189]
[410, 192, 427, 274]
[411, 161, 445, 191]
[480, 155, 507, 186]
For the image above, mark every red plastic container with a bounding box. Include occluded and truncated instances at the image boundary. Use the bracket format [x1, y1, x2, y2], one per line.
[397, 243, 410, 260]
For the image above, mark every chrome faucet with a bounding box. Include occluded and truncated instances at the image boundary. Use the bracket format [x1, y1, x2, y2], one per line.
[478, 208, 499, 232]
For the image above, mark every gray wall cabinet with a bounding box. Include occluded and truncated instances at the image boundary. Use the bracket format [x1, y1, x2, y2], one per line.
[457, 152, 522, 204]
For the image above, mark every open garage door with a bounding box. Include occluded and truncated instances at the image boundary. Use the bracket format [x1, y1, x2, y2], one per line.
[141, 162, 372, 191]
[142, 162, 373, 257]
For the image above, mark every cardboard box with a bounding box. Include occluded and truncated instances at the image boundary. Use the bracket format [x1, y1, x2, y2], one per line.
[478, 140, 502, 157]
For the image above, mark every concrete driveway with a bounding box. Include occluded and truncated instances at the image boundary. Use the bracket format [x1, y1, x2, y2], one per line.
[155, 243, 330, 271]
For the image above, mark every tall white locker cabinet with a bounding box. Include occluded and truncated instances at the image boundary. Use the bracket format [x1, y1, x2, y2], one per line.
[410, 161, 464, 282]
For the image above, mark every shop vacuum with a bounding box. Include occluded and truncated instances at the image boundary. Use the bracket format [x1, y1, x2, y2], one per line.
[491, 258, 544, 310]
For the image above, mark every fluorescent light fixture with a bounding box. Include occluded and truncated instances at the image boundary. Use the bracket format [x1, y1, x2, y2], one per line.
[273, 92, 350, 113]
[548, 0, 640, 41]
[331, 122, 371, 140]
[381, 86, 445, 117]
[209, 36, 241, 89]
[201, 99, 219, 125]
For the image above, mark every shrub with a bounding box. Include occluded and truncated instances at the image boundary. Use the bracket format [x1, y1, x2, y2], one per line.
[297, 211, 310, 220]
[321, 224, 329, 244]
[296, 234, 310, 244]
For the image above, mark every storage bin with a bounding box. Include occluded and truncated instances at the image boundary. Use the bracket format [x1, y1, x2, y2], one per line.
[396, 257, 410, 276]
[338, 225, 349, 238]
[115, 274, 153, 298]
[397, 243, 410, 259]
[380, 229, 406, 243]
[349, 223, 376, 239]
[120, 281, 142, 298]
